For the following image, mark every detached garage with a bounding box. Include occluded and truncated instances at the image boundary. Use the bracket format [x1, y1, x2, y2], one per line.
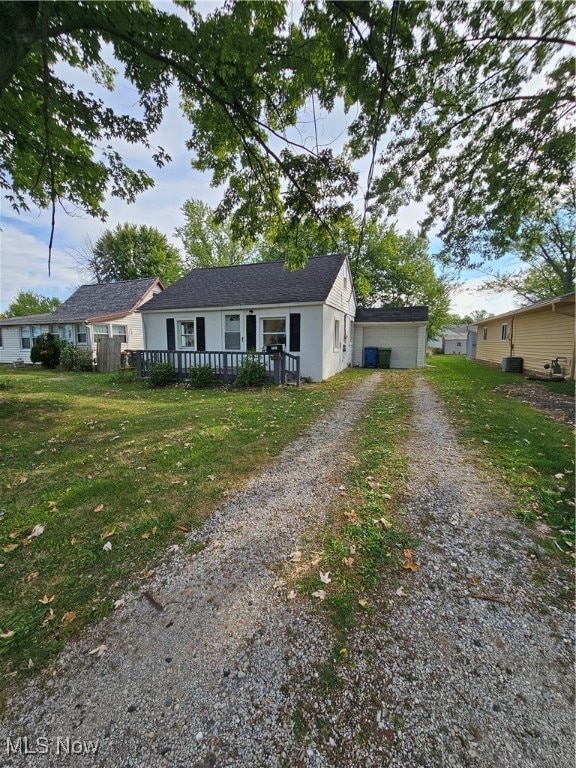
[353, 307, 428, 369]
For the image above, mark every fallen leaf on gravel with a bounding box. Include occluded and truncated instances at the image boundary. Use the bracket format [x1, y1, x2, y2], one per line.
[273, 579, 286, 589]
[103, 541, 112, 552]
[358, 598, 369, 608]
[288, 550, 302, 562]
[395, 587, 405, 596]
[39, 595, 55, 605]
[88, 644, 107, 658]
[403, 549, 421, 572]
[382, 493, 392, 500]
[61, 611, 76, 626]
[113, 598, 125, 609]
[374, 517, 392, 529]
[312, 590, 327, 601]
[2, 544, 18, 553]
[344, 510, 359, 523]
[0, 630, 15, 639]
[287, 590, 297, 600]
[167, 545, 180, 553]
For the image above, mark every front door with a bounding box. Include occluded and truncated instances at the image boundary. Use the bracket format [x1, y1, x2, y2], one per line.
[224, 313, 242, 350]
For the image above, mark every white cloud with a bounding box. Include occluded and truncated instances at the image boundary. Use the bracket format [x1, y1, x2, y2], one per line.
[449, 277, 519, 317]
[0, 225, 85, 313]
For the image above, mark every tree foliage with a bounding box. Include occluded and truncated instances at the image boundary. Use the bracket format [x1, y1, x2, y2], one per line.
[352, 222, 452, 339]
[1, 1, 573, 270]
[5, 290, 61, 317]
[480, 189, 575, 304]
[174, 199, 250, 269]
[78, 223, 183, 285]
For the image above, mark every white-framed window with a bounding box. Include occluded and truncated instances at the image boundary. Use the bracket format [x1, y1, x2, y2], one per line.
[456, 341, 462, 347]
[179, 320, 195, 349]
[76, 325, 87, 344]
[112, 324, 127, 344]
[501, 323, 508, 341]
[224, 314, 241, 350]
[334, 318, 341, 350]
[63, 324, 74, 343]
[93, 324, 109, 342]
[262, 317, 286, 347]
[20, 325, 43, 349]
[482, 327, 488, 341]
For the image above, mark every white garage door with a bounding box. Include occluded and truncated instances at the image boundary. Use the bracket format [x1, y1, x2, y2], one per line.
[362, 326, 419, 368]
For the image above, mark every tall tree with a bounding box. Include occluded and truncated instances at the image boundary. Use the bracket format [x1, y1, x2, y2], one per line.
[78, 223, 183, 285]
[4, 290, 61, 317]
[353, 222, 452, 340]
[479, 190, 575, 304]
[1, 1, 573, 270]
[174, 200, 251, 269]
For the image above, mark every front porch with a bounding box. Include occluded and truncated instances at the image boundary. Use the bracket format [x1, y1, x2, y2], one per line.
[135, 349, 301, 386]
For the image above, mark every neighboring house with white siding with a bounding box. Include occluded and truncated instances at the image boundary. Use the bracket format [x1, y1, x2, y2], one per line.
[476, 292, 575, 379]
[0, 278, 163, 365]
[139, 254, 428, 382]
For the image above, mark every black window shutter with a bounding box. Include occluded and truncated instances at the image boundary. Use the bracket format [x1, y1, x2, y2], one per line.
[166, 318, 176, 350]
[196, 317, 206, 351]
[246, 315, 256, 350]
[289, 313, 301, 352]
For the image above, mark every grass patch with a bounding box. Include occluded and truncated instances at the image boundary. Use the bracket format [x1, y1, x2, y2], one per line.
[425, 357, 574, 553]
[0, 365, 367, 707]
[290, 371, 415, 686]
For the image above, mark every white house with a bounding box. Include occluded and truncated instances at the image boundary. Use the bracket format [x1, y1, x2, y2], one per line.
[139, 254, 429, 382]
[0, 277, 163, 365]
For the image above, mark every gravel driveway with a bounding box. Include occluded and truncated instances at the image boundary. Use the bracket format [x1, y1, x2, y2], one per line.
[1, 374, 573, 768]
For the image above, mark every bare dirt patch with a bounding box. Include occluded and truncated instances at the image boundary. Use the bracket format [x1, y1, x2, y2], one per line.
[494, 382, 575, 425]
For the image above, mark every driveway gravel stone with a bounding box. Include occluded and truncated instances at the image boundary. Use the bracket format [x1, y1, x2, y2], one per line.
[0, 374, 573, 768]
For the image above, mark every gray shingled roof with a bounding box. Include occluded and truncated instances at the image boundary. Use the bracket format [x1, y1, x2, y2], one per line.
[140, 254, 347, 311]
[0, 313, 55, 327]
[48, 278, 160, 322]
[355, 307, 428, 322]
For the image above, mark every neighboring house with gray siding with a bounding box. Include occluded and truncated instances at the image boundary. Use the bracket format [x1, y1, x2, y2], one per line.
[0, 278, 163, 365]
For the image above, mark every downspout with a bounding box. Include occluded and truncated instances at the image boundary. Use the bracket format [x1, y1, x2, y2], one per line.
[509, 316, 514, 357]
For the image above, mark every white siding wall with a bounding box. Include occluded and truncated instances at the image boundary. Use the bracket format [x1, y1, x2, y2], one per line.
[0, 324, 51, 364]
[142, 304, 327, 381]
[325, 259, 357, 316]
[321, 305, 355, 380]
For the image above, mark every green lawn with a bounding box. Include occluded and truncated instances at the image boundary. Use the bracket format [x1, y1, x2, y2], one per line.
[0, 366, 367, 704]
[425, 356, 574, 552]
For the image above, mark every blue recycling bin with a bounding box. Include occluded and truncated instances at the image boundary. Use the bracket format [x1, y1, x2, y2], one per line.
[364, 346, 379, 368]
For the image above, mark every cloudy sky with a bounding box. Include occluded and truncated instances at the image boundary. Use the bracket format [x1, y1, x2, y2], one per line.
[0, 3, 518, 318]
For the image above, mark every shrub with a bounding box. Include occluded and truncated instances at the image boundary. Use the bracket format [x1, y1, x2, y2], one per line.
[235, 354, 267, 388]
[148, 362, 177, 388]
[188, 364, 218, 388]
[30, 334, 61, 368]
[59, 343, 94, 372]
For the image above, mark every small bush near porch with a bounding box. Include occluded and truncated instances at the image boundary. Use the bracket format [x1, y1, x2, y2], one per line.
[0, 366, 366, 708]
